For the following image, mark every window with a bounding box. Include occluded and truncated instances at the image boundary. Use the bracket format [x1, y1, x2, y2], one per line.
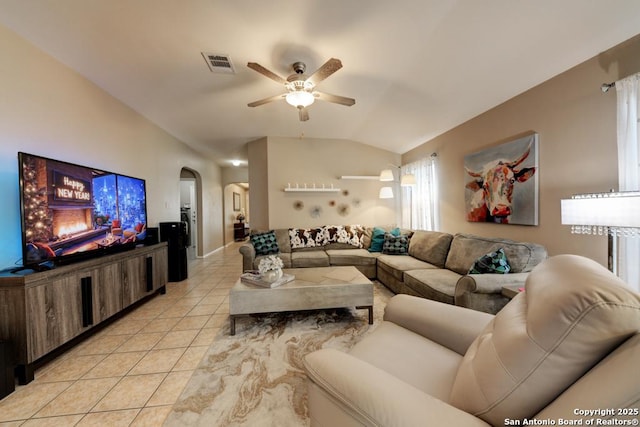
[401, 155, 439, 230]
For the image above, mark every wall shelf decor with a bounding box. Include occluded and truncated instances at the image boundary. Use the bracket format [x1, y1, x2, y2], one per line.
[339, 175, 379, 180]
[284, 187, 341, 193]
[284, 183, 340, 192]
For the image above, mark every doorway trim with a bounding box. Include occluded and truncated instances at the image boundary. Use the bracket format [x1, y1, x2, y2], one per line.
[180, 167, 203, 258]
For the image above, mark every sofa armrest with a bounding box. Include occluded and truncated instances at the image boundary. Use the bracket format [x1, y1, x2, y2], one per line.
[304, 348, 491, 427]
[456, 272, 529, 295]
[383, 294, 494, 355]
[238, 243, 256, 272]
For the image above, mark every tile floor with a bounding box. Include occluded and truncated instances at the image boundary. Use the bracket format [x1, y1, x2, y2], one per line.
[0, 242, 244, 426]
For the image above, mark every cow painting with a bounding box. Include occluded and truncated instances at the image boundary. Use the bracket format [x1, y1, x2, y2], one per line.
[464, 134, 539, 225]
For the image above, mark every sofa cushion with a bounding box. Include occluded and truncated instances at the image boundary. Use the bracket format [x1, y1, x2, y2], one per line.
[468, 248, 511, 274]
[449, 254, 640, 425]
[274, 229, 292, 253]
[404, 269, 462, 305]
[250, 230, 279, 256]
[360, 226, 373, 250]
[445, 233, 546, 275]
[377, 254, 438, 282]
[291, 250, 330, 268]
[408, 231, 453, 268]
[326, 249, 378, 267]
[382, 233, 410, 255]
[348, 321, 463, 401]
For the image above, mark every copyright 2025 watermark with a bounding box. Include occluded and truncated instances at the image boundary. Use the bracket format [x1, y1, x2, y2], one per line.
[504, 408, 639, 426]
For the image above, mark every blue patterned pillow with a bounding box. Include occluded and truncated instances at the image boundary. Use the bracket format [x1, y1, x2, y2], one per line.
[369, 227, 400, 252]
[469, 248, 511, 274]
[382, 233, 409, 255]
[250, 230, 279, 256]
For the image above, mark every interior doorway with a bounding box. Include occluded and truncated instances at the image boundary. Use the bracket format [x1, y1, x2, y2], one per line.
[180, 168, 201, 259]
[224, 182, 249, 244]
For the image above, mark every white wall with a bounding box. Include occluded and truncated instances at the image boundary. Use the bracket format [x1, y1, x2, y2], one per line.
[0, 24, 224, 268]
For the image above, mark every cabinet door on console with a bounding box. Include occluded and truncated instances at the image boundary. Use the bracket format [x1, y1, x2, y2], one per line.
[121, 253, 163, 306]
[25, 274, 86, 362]
[87, 264, 122, 324]
[151, 248, 168, 292]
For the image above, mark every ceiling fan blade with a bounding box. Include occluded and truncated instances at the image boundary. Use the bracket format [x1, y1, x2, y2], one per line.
[314, 91, 356, 106]
[298, 107, 309, 122]
[247, 62, 287, 85]
[306, 58, 343, 86]
[247, 93, 286, 107]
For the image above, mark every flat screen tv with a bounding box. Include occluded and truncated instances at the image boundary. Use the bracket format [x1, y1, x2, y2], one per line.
[18, 152, 148, 269]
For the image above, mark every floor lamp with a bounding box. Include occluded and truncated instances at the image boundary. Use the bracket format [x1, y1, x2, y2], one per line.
[560, 191, 640, 274]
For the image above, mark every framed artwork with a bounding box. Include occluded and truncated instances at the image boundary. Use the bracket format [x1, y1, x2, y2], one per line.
[233, 192, 241, 211]
[464, 133, 539, 225]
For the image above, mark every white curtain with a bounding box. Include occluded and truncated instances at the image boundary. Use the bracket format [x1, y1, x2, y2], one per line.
[401, 155, 439, 231]
[616, 73, 640, 292]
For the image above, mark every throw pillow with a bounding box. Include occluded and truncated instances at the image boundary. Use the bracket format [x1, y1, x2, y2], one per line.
[324, 225, 364, 247]
[250, 230, 279, 256]
[382, 233, 410, 255]
[289, 227, 325, 248]
[369, 227, 400, 252]
[468, 248, 511, 274]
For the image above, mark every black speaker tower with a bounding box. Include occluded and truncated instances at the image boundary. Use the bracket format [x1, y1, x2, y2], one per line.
[159, 222, 188, 282]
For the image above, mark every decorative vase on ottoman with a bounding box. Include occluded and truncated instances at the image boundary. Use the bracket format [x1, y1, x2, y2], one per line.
[261, 268, 283, 283]
[258, 255, 285, 284]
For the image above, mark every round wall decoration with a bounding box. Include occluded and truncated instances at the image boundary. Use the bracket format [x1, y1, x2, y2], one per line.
[337, 204, 350, 216]
[310, 206, 322, 218]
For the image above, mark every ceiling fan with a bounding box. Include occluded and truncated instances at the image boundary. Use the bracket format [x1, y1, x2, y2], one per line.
[247, 58, 355, 121]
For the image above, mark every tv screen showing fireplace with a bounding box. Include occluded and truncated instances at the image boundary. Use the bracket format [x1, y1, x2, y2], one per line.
[18, 152, 148, 268]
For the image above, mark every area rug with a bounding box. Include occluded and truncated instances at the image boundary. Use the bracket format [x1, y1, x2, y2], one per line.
[164, 283, 392, 427]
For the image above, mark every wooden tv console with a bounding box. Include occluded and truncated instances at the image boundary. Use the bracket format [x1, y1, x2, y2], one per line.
[0, 243, 168, 384]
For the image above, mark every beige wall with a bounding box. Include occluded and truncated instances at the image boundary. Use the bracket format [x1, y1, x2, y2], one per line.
[250, 136, 401, 230]
[0, 24, 224, 266]
[247, 138, 269, 231]
[403, 34, 640, 268]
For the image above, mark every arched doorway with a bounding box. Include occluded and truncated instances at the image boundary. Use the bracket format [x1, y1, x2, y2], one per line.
[180, 168, 202, 259]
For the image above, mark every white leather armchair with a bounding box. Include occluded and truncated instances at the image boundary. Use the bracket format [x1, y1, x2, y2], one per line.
[304, 255, 640, 426]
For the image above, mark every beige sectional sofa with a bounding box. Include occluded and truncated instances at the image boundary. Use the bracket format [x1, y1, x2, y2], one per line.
[239, 226, 547, 314]
[239, 226, 380, 279]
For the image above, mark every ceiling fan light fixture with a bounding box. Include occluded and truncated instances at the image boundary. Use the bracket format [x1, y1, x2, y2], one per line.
[285, 91, 315, 108]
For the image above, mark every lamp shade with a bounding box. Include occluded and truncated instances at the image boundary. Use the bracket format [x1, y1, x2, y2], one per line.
[400, 173, 416, 186]
[285, 91, 314, 108]
[561, 191, 640, 235]
[379, 169, 394, 181]
[379, 186, 394, 199]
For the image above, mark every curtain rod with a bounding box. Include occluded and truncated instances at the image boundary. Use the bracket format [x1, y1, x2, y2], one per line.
[601, 82, 615, 93]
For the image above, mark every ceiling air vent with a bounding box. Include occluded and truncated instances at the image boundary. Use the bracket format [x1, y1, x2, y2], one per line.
[201, 52, 236, 74]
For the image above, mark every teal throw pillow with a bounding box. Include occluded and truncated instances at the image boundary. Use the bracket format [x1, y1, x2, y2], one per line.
[469, 248, 511, 274]
[382, 233, 410, 255]
[250, 230, 279, 256]
[368, 227, 400, 252]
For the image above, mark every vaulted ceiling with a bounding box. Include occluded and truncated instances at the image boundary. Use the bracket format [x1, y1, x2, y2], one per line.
[1, 1, 639, 166]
